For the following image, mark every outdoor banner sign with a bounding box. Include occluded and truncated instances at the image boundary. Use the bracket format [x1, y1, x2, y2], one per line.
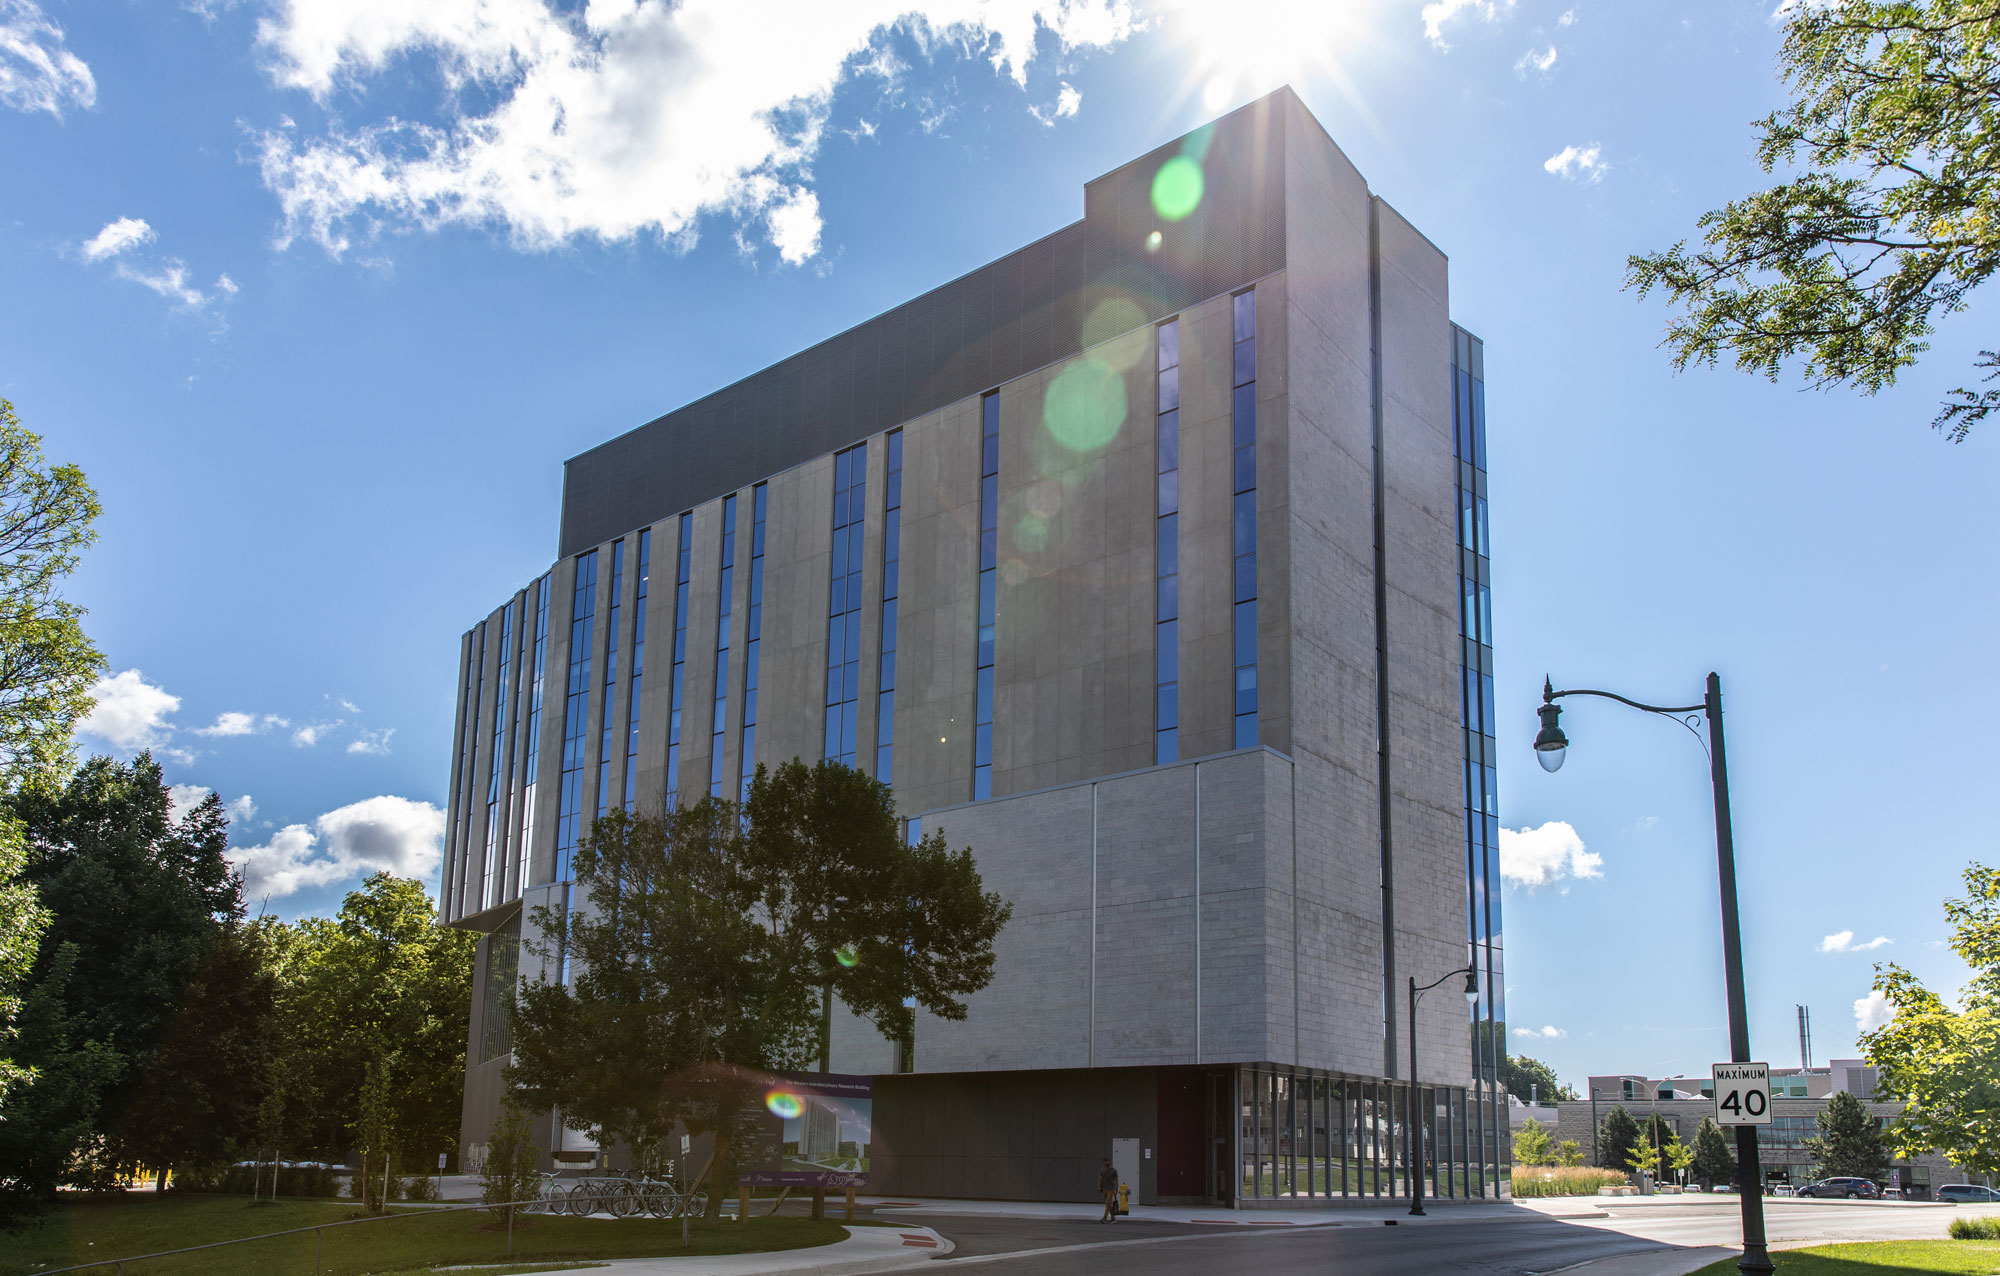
[1712, 1062, 1771, 1126]
[740, 1072, 872, 1187]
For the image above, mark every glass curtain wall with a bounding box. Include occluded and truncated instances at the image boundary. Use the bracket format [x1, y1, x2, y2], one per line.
[709, 494, 738, 797]
[740, 484, 766, 798]
[482, 600, 515, 911]
[876, 431, 903, 782]
[554, 549, 598, 884]
[826, 447, 866, 766]
[1234, 1066, 1500, 1201]
[623, 531, 649, 810]
[666, 512, 692, 805]
[1155, 321, 1181, 765]
[1231, 291, 1259, 749]
[974, 393, 998, 799]
[452, 624, 484, 917]
[1453, 325, 1506, 1195]
[595, 539, 624, 818]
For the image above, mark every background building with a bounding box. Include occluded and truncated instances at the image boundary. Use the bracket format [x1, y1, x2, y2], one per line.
[440, 87, 1506, 1207]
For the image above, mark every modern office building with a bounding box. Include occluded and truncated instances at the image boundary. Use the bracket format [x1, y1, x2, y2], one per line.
[440, 86, 1506, 1206]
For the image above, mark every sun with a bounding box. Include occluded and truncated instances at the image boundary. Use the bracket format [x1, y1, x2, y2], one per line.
[1154, 0, 1391, 117]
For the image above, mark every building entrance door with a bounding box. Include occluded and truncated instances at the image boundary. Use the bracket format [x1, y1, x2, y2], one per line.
[1112, 1138, 1140, 1210]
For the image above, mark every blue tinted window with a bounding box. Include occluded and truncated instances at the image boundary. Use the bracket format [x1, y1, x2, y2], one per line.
[554, 549, 598, 882]
[739, 486, 766, 798]
[825, 446, 867, 768]
[1230, 294, 1258, 750]
[975, 393, 999, 795]
[665, 513, 692, 804]
[1156, 321, 1182, 765]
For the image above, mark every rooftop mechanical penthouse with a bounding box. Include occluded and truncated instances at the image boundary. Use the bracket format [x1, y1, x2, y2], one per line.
[440, 86, 1506, 1207]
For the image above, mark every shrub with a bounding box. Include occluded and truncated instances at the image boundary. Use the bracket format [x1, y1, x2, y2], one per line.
[171, 1165, 340, 1197]
[400, 1174, 439, 1202]
[1950, 1215, 2000, 1240]
[1511, 1166, 1631, 1198]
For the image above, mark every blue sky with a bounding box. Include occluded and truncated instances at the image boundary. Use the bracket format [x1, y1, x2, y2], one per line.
[8, 0, 1993, 1089]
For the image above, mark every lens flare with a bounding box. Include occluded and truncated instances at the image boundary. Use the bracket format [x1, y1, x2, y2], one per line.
[1145, 230, 1163, 253]
[765, 1091, 803, 1119]
[1042, 357, 1128, 454]
[835, 944, 859, 968]
[1150, 156, 1204, 222]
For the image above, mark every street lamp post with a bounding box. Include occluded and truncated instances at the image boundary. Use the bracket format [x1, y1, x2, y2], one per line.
[1407, 966, 1480, 1216]
[1533, 671, 1772, 1275]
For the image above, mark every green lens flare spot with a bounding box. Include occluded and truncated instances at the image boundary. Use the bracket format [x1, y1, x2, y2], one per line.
[1042, 357, 1128, 454]
[835, 944, 859, 968]
[1151, 156, 1204, 223]
[766, 1091, 803, 1119]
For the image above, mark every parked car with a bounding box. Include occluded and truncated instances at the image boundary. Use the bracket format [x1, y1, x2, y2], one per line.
[1797, 1177, 1881, 1199]
[1770, 1184, 1795, 1197]
[1939, 1184, 2000, 1203]
[1880, 1187, 1904, 1200]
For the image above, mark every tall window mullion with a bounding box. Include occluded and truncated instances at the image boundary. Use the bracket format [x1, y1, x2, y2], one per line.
[825, 446, 866, 767]
[1155, 321, 1181, 765]
[876, 431, 903, 783]
[623, 530, 650, 810]
[455, 624, 484, 913]
[974, 393, 998, 799]
[665, 513, 692, 806]
[739, 485, 766, 798]
[1231, 290, 1258, 750]
[555, 550, 597, 883]
[709, 494, 738, 797]
[595, 539, 625, 818]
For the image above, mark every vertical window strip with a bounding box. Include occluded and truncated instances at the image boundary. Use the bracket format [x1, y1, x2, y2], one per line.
[739, 485, 767, 798]
[665, 513, 692, 806]
[709, 494, 738, 797]
[514, 575, 549, 898]
[824, 445, 867, 767]
[595, 539, 625, 818]
[623, 530, 650, 810]
[876, 431, 903, 783]
[1231, 290, 1259, 749]
[1155, 320, 1181, 765]
[460, 623, 486, 908]
[974, 393, 998, 799]
[482, 601, 515, 910]
[450, 629, 478, 916]
[554, 550, 597, 883]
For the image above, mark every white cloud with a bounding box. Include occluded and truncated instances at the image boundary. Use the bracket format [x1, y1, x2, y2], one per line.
[1855, 989, 1892, 1033]
[81, 217, 154, 262]
[228, 794, 444, 898]
[1514, 43, 1557, 76]
[1029, 80, 1082, 126]
[1820, 930, 1893, 953]
[292, 720, 342, 747]
[1558, 8, 1575, 24]
[81, 669, 181, 750]
[1421, 0, 1515, 47]
[1498, 820, 1602, 888]
[0, 0, 95, 117]
[1543, 142, 1606, 182]
[167, 783, 212, 822]
[227, 793, 256, 825]
[346, 727, 394, 756]
[250, 0, 1136, 261]
[1512, 1024, 1567, 1040]
[190, 710, 289, 737]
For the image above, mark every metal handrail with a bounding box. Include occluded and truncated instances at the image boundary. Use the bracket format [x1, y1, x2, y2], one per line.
[33, 1193, 552, 1275]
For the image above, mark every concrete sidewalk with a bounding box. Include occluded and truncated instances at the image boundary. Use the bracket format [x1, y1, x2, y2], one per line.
[865, 1194, 1603, 1227]
[1545, 1248, 1735, 1276]
[580, 1225, 953, 1275]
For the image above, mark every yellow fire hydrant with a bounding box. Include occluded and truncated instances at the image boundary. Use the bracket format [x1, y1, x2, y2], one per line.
[1118, 1182, 1131, 1216]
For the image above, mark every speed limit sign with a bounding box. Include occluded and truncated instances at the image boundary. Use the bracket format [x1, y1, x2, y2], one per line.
[1712, 1062, 1772, 1126]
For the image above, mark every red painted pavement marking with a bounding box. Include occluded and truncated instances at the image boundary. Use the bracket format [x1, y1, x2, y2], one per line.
[899, 1233, 938, 1248]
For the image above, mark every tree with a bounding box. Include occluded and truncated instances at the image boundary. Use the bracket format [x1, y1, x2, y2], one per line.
[480, 1098, 540, 1219]
[1627, 2, 2000, 441]
[1513, 1117, 1555, 1167]
[1599, 1105, 1641, 1173]
[1863, 862, 2000, 1177]
[1666, 1131, 1695, 1186]
[0, 944, 119, 1221]
[1, 755, 241, 1189]
[0, 400, 103, 778]
[509, 760, 1011, 1219]
[1624, 1114, 1680, 1183]
[1692, 1116, 1736, 1190]
[1556, 1139, 1585, 1168]
[264, 875, 474, 1168]
[1501, 1053, 1578, 1103]
[1803, 1090, 1889, 1180]
[120, 923, 278, 1184]
[0, 813, 46, 1111]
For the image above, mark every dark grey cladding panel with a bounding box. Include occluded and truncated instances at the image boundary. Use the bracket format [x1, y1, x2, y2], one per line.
[558, 89, 1294, 558]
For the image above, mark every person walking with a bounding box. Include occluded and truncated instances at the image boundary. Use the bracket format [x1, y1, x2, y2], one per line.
[1097, 1157, 1120, 1223]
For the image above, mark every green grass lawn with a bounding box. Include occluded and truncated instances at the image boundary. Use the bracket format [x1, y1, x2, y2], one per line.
[1688, 1240, 2000, 1275]
[0, 1193, 847, 1276]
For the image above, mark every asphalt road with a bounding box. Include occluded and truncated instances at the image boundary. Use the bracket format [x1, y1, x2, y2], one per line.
[855, 1199, 1999, 1276]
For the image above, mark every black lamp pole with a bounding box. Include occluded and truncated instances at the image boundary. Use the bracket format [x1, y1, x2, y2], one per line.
[1406, 966, 1479, 1216]
[1534, 672, 1773, 1276]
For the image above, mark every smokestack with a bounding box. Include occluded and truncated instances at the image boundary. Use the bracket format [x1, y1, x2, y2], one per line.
[1797, 1004, 1812, 1070]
